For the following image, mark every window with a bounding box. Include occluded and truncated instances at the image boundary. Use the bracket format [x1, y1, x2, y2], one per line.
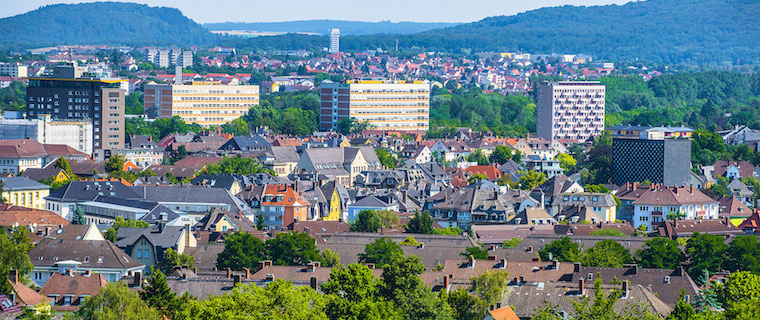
[145, 250, 150, 259]
[137, 249, 142, 258]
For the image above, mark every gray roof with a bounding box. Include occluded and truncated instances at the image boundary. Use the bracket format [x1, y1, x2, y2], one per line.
[46, 180, 141, 202]
[0, 177, 51, 191]
[551, 192, 616, 207]
[28, 238, 144, 270]
[139, 205, 181, 224]
[269, 146, 300, 163]
[115, 225, 187, 249]
[348, 195, 394, 208]
[129, 185, 249, 213]
[21, 167, 67, 182]
[219, 136, 272, 152]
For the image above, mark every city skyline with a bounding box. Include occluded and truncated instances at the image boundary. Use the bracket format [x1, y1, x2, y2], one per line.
[1, 0, 632, 24]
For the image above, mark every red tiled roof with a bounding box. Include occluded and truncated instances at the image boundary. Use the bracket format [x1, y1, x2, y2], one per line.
[262, 185, 309, 206]
[465, 165, 502, 181]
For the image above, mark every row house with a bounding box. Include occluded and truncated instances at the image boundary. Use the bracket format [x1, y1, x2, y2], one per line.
[295, 147, 383, 187]
[631, 185, 719, 231]
[260, 184, 310, 230]
[0, 139, 86, 175]
[424, 188, 540, 229]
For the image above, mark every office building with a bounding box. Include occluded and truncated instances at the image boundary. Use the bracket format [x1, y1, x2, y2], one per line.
[329, 29, 340, 53]
[144, 81, 259, 127]
[0, 115, 93, 154]
[0, 62, 28, 77]
[319, 80, 430, 131]
[25, 64, 126, 152]
[536, 81, 605, 141]
[610, 125, 693, 187]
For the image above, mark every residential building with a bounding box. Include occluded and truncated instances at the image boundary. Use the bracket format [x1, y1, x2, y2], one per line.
[610, 125, 693, 187]
[26, 64, 126, 151]
[535, 81, 605, 141]
[144, 81, 259, 127]
[0, 62, 28, 77]
[129, 185, 252, 222]
[319, 80, 430, 131]
[549, 192, 617, 222]
[0, 203, 69, 229]
[39, 271, 107, 312]
[0, 115, 93, 154]
[329, 29, 340, 53]
[295, 147, 383, 186]
[258, 146, 300, 175]
[631, 185, 719, 231]
[45, 180, 142, 220]
[347, 195, 399, 222]
[712, 160, 755, 180]
[0, 177, 51, 210]
[144, 48, 193, 68]
[115, 225, 197, 270]
[259, 184, 310, 230]
[523, 156, 564, 178]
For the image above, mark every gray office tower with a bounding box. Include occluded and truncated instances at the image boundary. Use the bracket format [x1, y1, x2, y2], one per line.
[610, 125, 693, 187]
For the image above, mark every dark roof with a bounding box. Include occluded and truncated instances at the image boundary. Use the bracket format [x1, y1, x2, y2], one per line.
[21, 167, 67, 182]
[28, 238, 144, 270]
[349, 195, 395, 208]
[0, 177, 51, 191]
[139, 205, 181, 223]
[219, 136, 272, 152]
[68, 160, 106, 177]
[129, 185, 249, 212]
[115, 225, 188, 249]
[190, 174, 244, 190]
[46, 181, 141, 202]
[183, 244, 224, 271]
[572, 265, 698, 307]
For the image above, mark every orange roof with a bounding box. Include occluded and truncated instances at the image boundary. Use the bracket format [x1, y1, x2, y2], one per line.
[0, 205, 69, 227]
[262, 185, 309, 206]
[465, 165, 503, 181]
[9, 279, 52, 307]
[488, 306, 520, 320]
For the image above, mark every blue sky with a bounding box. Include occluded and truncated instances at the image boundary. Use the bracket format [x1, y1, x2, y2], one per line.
[1, 0, 633, 23]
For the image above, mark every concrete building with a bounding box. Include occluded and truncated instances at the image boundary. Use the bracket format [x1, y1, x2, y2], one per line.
[25, 64, 126, 152]
[0, 115, 93, 154]
[144, 48, 193, 68]
[319, 80, 430, 132]
[536, 81, 605, 141]
[0, 62, 28, 78]
[144, 81, 259, 127]
[329, 28, 340, 53]
[610, 125, 693, 187]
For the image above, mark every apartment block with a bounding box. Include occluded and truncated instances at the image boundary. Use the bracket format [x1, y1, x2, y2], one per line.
[536, 81, 605, 141]
[0, 115, 93, 154]
[144, 81, 259, 127]
[144, 48, 193, 68]
[319, 80, 430, 132]
[329, 28, 340, 53]
[25, 64, 125, 152]
[610, 125, 693, 187]
[0, 62, 28, 77]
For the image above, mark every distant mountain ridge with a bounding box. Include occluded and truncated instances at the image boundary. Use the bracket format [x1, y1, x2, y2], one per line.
[0, 2, 219, 48]
[204, 20, 460, 36]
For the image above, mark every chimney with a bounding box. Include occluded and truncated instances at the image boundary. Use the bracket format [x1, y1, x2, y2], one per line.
[8, 269, 17, 284]
[675, 188, 679, 195]
[233, 274, 243, 285]
[67, 269, 75, 277]
[310, 276, 318, 291]
[574, 262, 581, 273]
[487, 255, 497, 261]
[551, 260, 559, 270]
[500, 259, 507, 269]
[264, 260, 273, 267]
[468, 255, 475, 268]
[244, 268, 251, 279]
[443, 274, 451, 291]
[632, 182, 637, 190]
[650, 183, 655, 189]
[226, 267, 232, 278]
[133, 271, 142, 286]
[366, 263, 375, 269]
[622, 280, 629, 296]
[579, 278, 585, 295]
[258, 261, 265, 270]
[690, 185, 694, 193]
[193, 267, 198, 275]
[307, 264, 316, 272]
[158, 222, 165, 233]
[496, 302, 501, 309]
[84, 270, 92, 277]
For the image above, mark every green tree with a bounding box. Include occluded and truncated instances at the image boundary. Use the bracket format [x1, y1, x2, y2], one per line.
[400, 236, 420, 246]
[461, 246, 490, 260]
[103, 217, 149, 242]
[636, 237, 684, 269]
[157, 248, 195, 275]
[442, 288, 483, 320]
[380, 254, 453, 320]
[105, 154, 125, 174]
[725, 235, 760, 274]
[376, 148, 397, 169]
[71, 206, 87, 225]
[0, 228, 33, 296]
[405, 211, 434, 234]
[321, 248, 341, 267]
[685, 232, 729, 277]
[666, 292, 696, 320]
[488, 145, 513, 165]
[467, 173, 488, 184]
[556, 153, 577, 172]
[78, 282, 163, 320]
[322, 263, 401, 320]
[351, 209, 382, 233]
[518, 170, 547, 190]
[467, 149, 489, 165]
[502, 237, 522, 248]
[471, 270, 509, 314]
[585, 184, 611, 193]
[716, 271, 760, 315]
[201, 156, 275, 176]
[216, 232, 267, 271]
[266, 231, 322, 266]
[589, 229, 627, 237]
[539, 237, 581, 262]
[221, 117, 249, 136]
[358, 238, 403, 268]
[139, 268, 175, 313]
[337, 117, 353, 135]
[582, 239, 633, 268]
[376, 209, 400, 228]
[53, 157, 72, 176]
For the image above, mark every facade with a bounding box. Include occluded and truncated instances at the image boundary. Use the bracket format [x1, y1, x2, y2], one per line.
[0, 177, 51, 210]
[145, 48, 193, 68]
[259, 184, 310, 230]
[319, 80, 430, 132]
[535, 81, 605, 141]
[610, 125, 693, 187]
[0, 115, 93, 154]
[329, 28, 340, 53]
[144, 81, 259, 127]
[0, 62, 28, 77]
[25, 65, 126, 152]
[631, 185, 719, 231]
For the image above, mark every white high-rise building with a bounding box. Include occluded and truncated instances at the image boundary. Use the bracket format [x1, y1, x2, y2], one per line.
[144, 81, 259, 127]
[329, 29, 340, 53]
[536, 81, 606, 141]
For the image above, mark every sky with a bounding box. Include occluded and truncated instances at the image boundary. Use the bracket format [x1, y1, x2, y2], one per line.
[0, 0, 633, 23]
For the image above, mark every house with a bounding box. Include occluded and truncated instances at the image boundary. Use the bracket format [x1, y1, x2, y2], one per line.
[45, 180, 141, 220]
[510, 207, 556, 225]
[549, 192, 617, 222]
[115, 225, 197, 270]
[657, 218, 742, 239]
[523, 156, 564, 178]
[21, 167, 69, 184]
[717, 196, 752, 226]
[531, 174, 584, 207]
[257, 146, 300, 175]
[218, 136, 272, 153]
[400, 145, 432, 163]
[738, 210, 760, 233]
[0, 204, 69, 229]
[197, 207, 258, 233]
[631, 185, 719, 231]
[38, 271, 107, 311]
[0, 140, 49, 175]
[0, 177, 51, 210]
[28, 238, 145, 287]
[713, 160, 755, 179]
[425, 188, 538, 229]
[464, 165, 502, 182]
[259, 184, 310, 230]
[346, 195, 399, 222]
[295, 147, 383, 187]
[319, 180, 349, 222]
[482, 306, 519, 320]
[129, 185, 252, 221]
[190, 174, 246, 195]
[726, 178, 753, 207]
[5, 269, 53, 311]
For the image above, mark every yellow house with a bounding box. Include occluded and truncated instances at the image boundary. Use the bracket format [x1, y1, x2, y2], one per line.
[322, 187, 342, 222]
[1, 177, 51, 210]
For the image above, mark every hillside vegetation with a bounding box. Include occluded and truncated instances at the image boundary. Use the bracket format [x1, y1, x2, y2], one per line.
[205, 20, 459, 35]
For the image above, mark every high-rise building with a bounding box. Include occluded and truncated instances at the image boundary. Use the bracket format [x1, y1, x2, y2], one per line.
[319, 80, 430, 131]
[536, 81, 605, 141]
[26, 64, 126, 152]
[144, 81, 259, 127]
[329, 29, 340, 53]
[610, 125, 693, 187]
[144, 48, 193, 68]
[0, 115, 93, 154]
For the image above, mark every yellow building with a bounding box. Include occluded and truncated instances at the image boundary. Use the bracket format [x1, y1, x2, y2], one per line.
[322, 187, 342, 222]
[144, 80, 259, 127]
[1, 177, 51, 210]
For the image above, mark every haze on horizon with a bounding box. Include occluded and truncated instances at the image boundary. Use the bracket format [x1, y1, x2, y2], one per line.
[1, 0, 633, 24]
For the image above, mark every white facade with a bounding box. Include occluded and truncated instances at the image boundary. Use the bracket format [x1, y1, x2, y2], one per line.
[116, 148, 163, 169]
[0, 62, 28, 77]
[633, 202, 719, 231]
[0, 115, 93, 154]
[329, 29, 340, 53]
[145, 81, 259, 127]
[536, 81, 605, 141]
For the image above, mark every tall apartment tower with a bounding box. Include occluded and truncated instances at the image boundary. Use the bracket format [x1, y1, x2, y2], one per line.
[610, 125, 693, 187]
[319, 80, 430, 132]
[26, 64, 125, 153]
[329, 29, 340, 53]
[144, 81, 259, 127]
[536, 81, 605, 141]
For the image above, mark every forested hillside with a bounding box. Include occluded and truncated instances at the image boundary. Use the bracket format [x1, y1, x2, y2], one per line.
[0, 2, 219, 48]
[204, 20, 458, 35]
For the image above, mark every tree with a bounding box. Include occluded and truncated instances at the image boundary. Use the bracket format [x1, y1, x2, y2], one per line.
[502, 238, 522, 248]
[539, 237, 581, 262]
[201, 156, 274, 176]
[666, 292, 696, 320]
[488, 145, 513, 165]
[139, 268, 175, 313]
[460, 246, 490, 260]
[266, 231, 322, 266]
[53, 157, 72, 176]
[321, 263, 401, 320]
[103, 217, 149, 242]
[105, 154, 126, 174]
[321, 248, 341, 267]
[351, 209, 382, 233]
[157, 248, 195, 275]
[467, 149, 489, 165]
[636, 237, 684, 269]
[556, 153, 577, 172]
[78, 282, 163, 320]
[71, 206, 87, 225]
[685, 232, 729, 277]
[221, 118, 249, 136]
[585, 184, 611, 193]
[467, 173, 488, 184]
[582, 239, 633, 268]
[518, 170, 547, 190]
[358, 237, 403, 268]
[337, 117, 353, 135]
[376, 148, 397, 169]
[405, 211, 434, 234]
[512, 149, 522, 163]
[442, 288, 483, 320]
[716, 271, 760, 315]
[589, 229, 627, 237]
[571, 276, 657, 320]
[0, 228, 33, 296]
[471, 270, 509, 314]
[724, 235, 760, 274]
[400, 236, 420, 246]
[376, 209, 400, 228]
[216, 232, 267, 271]
[380, 254, 453, 320]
